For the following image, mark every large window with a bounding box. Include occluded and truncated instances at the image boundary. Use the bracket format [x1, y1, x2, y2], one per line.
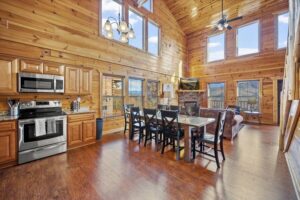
[142, 0, 153, 12]
[101, 0, 123, 41]
[148, 21, 159, 55]
[207, 82, 225, 109]
[146, 80, 159, 108]
[277, 12, 289, 49]
[102, 75, 124, 118]
[129, 9, 144, 50]
[237, 80, 260, 111]
[237, 21, 259, 56]
[128, 78, 144, 108]
[207, 32, 225, 62]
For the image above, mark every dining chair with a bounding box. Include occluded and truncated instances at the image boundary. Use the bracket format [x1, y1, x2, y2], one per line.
[143, 108, 163, 151]
[161, 110, 185, 160]
[130, 107, 145, 143]
[191, 111, 226, 168]
[157, 104, 168, 110]
[169, 105, 179, 111]
[123, 104, 134, 134]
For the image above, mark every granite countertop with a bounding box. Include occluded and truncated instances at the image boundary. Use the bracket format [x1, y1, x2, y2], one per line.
[64, 110, 96, 115]
[0, 115, 19, 122]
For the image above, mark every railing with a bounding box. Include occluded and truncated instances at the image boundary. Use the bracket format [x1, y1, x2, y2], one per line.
[237, 99, 259, 111]
[208, 99, 224, 109]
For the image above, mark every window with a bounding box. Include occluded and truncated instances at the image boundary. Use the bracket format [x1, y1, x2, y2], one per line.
[207, 82, 225, 109]
[277, 12, 289, 49]
[237, 21, 259, 56]
[129, 9, 144, 49]
[102, 75, 124, 118]
[128, 78, 144, 108]
[142, 0, 153, 12]
[147, 21, 159, 55]
[207, 33, 225, 62]
[237, 80, 260, 111]
[101, 0, 123, 41]
[146, 80, 159, 108]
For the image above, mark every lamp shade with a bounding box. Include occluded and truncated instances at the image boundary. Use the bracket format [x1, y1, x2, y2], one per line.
[120, 33, 128, 43]
[127, 28, 135, 39]
[104, 20, 112, 31]
[119, 21, 128, 32]
[106, 31, 113, 39]
[247, 97, 257, 105]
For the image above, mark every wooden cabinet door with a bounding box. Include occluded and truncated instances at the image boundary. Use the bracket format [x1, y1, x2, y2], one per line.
[83, 120, 96, 142]
[44, 62, 65, 75]
[65, 66, 80, 94]
[68, 122, 83, 147]
[0, 57, 18, 94]
[80, 68, 92, 95]
[20, 59, 43, 74]
[0, 130, 16, 164]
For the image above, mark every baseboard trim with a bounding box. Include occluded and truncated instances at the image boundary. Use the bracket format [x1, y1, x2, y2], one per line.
[285, 153, 300, 200]
[103, 127, 124, 135]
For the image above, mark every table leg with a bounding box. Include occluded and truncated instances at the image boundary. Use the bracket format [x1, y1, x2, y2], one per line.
[184, 125, 194, 162]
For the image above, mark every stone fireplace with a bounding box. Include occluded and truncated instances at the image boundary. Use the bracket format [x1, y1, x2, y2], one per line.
[177, 90, 205, 115]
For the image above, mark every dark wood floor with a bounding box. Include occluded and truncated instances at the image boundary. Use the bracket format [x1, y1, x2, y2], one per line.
[0, 125, 297, 200]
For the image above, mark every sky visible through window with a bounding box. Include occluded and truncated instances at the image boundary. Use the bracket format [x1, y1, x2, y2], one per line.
[101, 0, 122, 41]
[278, 12, 289, 49]
[129, 10, 144, 49]
[148, 21, 159, 55]
[142, 0, 152, 12]
[129, 79, 143, 96]
[207, 33, 225, 62]
[237, 22, 259, 56]
[208, 83, 225, 97]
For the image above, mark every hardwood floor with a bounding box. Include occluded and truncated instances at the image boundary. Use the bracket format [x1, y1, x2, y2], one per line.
[0, 125, 297, 200]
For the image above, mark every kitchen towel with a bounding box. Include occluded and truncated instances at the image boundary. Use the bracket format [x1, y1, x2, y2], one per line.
[46, 119, 57, 134]
[35, 119, 46, 137]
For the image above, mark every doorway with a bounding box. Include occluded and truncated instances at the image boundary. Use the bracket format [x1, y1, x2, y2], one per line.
[277, 80, 283, 125]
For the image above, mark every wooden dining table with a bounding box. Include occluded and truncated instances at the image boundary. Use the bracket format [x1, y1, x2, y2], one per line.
[129, 111, 215, 162]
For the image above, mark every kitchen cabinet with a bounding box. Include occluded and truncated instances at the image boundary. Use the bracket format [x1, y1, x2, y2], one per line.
[20, 59, 43, 74]
[0, 57, 18, 94]
[67, 113, 96, 149]
[43, 62, 64, 75]
[0, 121, 16, 167]
[65, 66, 93, 95]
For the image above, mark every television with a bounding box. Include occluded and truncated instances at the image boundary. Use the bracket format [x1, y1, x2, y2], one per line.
[179, 78, 200, 90]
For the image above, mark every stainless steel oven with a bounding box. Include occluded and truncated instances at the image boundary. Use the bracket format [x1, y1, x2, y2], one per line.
[18, 72, 64, 93]
[18, 101, 67, 164]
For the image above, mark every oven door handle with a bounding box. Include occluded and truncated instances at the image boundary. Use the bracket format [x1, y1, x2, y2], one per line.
[31, 142, 66, 152]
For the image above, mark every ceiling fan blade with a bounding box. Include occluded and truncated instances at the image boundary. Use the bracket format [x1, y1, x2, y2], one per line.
[227, 16, 243, 22]
[206, 24, 215, 28]
[227, 25, 233, 30]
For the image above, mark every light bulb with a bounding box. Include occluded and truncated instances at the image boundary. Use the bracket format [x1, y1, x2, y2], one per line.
[106, 31, 113, 39]
[217, 23, 223, 31]
[104, 20, 112, 31]
[224, 22, 229, 28]
[119, 21, 128, 32]
[127, 28, 135, 39]
[120, 33, 128, 43]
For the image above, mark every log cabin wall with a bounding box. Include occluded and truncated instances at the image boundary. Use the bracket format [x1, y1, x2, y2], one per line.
[186, 1, 288, 125]
[0, 0, 186, 133]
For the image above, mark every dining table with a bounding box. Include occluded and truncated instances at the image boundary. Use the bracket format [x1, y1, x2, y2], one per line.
[129, 110, 215, 162]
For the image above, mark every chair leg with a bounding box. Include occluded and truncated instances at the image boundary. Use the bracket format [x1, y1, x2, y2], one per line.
[138, 129, 142, 144]
[176, 138, 180, 160]
[220, 138, 225, 160]
[124, 122, 127, 134]
[155, 132, 159, 151]
[172, 139, 175, 151]
[144, 129, 149, 147]
[192, 137, 196, 159]
[161, 137, 166, 154]
[214, 144, 220, 168]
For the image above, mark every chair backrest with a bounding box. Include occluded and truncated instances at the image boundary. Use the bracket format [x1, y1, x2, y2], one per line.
[143, 108, 158, 129]
[184, 101, 199, 116]
[161, 110, 180, 137]
[169, 105, 179, 111]
[158, 104, 168, 110]
[226, 105, 240, 115]
[130, 107, 141, 126]
[124, 104, 134, 122]
[214, 111, 227, 142]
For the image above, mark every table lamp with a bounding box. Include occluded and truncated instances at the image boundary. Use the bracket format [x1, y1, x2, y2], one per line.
[247, 97, 257, 112]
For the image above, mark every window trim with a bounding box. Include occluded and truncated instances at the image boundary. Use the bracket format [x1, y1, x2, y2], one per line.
[206, 31, 226, 63]
[147, 19, 161, 56]
[141, 0, 153, 13]
[275, 11, 289, 50]
[236, 20, 261, 57]
[207, 81, 226, 109]
[235, 79, 261, 112]
[101, 74, 125, 119]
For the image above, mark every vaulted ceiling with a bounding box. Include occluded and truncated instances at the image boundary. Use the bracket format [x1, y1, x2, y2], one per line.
[164, 0, 288, 35]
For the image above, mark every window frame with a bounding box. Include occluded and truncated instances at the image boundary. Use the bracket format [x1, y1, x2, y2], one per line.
[275, 11, 289, 50]
[207, 82, 226, 109]
[142, 0, 153, 13]
[128, 7, 145, 50]
[236, 20, 261, 57]
[147, 19, 160, 56]
[206, 32, 226, 63]
[101, 74, 125, 119]
[236, 79, 261, 112]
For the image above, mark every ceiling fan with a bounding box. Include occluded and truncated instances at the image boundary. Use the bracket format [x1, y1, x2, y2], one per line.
[209, 0, 243, 31]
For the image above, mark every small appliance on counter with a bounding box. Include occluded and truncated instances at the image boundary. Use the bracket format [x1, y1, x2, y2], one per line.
[71, 97, 81, 112]
[18, 100, 67, 164]
[8, 99, 19, 116]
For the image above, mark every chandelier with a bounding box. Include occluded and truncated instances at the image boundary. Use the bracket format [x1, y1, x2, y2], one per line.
[103, 12, 135, 43]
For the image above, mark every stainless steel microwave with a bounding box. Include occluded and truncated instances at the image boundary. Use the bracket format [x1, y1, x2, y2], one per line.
[18, 73, 64, 93]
